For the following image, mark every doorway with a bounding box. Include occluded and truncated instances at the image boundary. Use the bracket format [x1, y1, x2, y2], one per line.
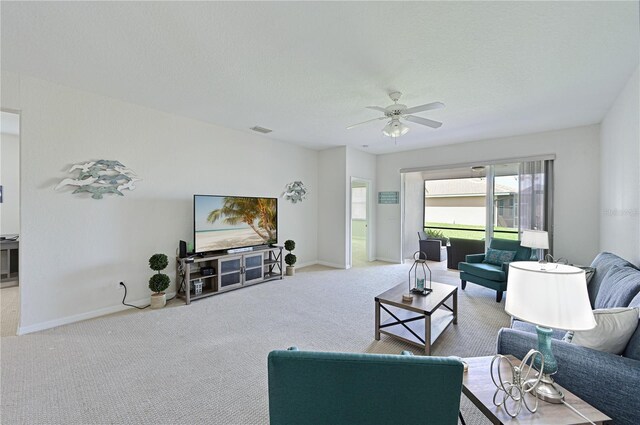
[350, 178, 371, 268]
[1, 110, 21, 336]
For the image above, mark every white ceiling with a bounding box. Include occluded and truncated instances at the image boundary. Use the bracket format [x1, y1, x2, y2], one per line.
[1, 2, 638, 154]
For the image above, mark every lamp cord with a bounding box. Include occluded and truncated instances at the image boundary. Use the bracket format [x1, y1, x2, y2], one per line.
[562, 400, 595, 425]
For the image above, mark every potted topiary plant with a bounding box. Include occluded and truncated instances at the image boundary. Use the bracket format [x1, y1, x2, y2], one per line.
[284, 239, 297, 276]
[148, 253, 170, 309]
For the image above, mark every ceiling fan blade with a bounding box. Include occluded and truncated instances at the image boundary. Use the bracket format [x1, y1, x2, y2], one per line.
[403, 101, 445, 115]
[404, 115, 443, 128]
[365, 106, 388, 113]
[346, 116, 386, 130]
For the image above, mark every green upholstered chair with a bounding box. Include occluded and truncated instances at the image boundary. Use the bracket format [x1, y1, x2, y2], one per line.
[458, 238, 531, 302]
[268, 347, 464, 425]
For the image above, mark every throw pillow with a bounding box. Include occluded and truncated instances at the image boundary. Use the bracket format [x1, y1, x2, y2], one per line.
[483, 248, 516, 266]
[594, 265, 640, 309]
[563, 307, 639, 354]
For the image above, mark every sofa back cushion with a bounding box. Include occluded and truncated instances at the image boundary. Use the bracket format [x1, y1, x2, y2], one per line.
[594, 265, 640, 309]
[489, 238, 531, 261]
[589, 252, 638, 307]
[624, 293, 640, 360]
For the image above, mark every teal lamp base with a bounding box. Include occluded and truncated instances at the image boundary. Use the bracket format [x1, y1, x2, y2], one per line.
[531, 326, 565, 404]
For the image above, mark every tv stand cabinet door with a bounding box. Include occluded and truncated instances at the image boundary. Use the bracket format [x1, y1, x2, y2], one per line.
[243, 253, 264, 284]
[218, 255, 243, 291]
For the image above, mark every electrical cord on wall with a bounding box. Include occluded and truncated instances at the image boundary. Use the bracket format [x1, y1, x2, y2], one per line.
[165, 275, 185, 302]
[120, 269, 185, 309]
[119, 282, 150, 309]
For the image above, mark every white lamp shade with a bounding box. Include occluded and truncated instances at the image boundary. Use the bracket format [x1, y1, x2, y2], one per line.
[521, 229, 549, 249]
[505, 262, 596, 331]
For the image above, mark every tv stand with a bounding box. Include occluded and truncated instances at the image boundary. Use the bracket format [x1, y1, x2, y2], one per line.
[176, 246, 283, 304]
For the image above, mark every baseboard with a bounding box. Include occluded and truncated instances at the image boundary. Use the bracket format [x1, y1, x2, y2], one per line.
[295, 260, 318, 269]
[375, 257, 402, 264]
[316, 260, 346, 269]
[17, 291, 176, 335]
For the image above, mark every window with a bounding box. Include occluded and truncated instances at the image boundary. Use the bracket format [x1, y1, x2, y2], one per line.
[351, 187, 367, 220]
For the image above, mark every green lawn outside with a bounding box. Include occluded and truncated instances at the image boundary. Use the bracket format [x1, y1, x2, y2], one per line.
[425, 222, 519, 241]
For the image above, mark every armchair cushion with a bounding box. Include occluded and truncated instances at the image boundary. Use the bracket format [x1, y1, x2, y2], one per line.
[459, 262, 505, 281]
[483, 248, 517, 266]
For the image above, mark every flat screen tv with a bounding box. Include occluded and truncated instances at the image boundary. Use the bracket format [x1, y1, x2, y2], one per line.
[194, 195, 277, 254]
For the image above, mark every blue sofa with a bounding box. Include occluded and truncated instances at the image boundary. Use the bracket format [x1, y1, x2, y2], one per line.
[497, 252, 640, 425]
[459, 238, 532, 302]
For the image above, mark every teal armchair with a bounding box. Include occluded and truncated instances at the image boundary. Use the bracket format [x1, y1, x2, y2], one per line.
[458, 238, 531, 302]
[268, 347, 464, 425]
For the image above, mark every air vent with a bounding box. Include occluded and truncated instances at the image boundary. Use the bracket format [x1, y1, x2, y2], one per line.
[250, 126, 272, 134]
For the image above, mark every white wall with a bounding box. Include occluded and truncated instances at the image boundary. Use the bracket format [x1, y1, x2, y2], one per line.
[317, 147, 347, 268]
[346, 147, 376, 265]
[1, 132, 20, 234]
[402, 172, 424, 260]
[2, 74, 319, 334]
[377, 125, 601, 266]
[600, 66, 640, 265]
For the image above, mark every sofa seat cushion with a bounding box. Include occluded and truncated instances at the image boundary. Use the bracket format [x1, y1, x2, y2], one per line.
[564, 307, 639, 355]
[595, 265, 640, 309]
[459, 262, 505, 281]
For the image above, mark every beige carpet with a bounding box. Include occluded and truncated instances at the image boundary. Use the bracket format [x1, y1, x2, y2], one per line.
[1, 261, 508, 424]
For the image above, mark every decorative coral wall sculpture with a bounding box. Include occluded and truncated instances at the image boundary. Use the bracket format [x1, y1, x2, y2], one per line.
[282, 181, 308, 204]
[55, 160, 140, 199]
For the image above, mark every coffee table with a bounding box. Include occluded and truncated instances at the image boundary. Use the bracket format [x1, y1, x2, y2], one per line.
[462, 355, 611, 424]
[374, 281, 457, 355]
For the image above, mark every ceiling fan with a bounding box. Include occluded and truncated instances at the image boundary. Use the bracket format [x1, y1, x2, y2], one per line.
[347, 91, 444, 139]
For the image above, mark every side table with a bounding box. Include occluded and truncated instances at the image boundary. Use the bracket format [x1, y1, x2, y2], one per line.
[462, 356, 611, 425]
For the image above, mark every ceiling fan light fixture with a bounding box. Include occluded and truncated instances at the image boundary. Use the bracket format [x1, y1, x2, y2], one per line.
[382, 120, 410, 138]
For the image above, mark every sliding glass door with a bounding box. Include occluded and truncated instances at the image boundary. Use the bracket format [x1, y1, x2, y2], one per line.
[423, 159, 553, 249]
[424, 177, 488, 241]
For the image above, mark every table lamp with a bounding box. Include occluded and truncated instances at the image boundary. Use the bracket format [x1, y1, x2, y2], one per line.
[505, 262, 596, 403]
[520, 229, 549, 261]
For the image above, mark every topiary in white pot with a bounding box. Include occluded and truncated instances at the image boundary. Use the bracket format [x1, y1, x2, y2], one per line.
[148, 253, 170, 309]
[284, 240, 297, 276]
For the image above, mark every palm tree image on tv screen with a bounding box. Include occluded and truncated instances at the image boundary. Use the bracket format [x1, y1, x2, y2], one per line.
[195, 196, 277, 252]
